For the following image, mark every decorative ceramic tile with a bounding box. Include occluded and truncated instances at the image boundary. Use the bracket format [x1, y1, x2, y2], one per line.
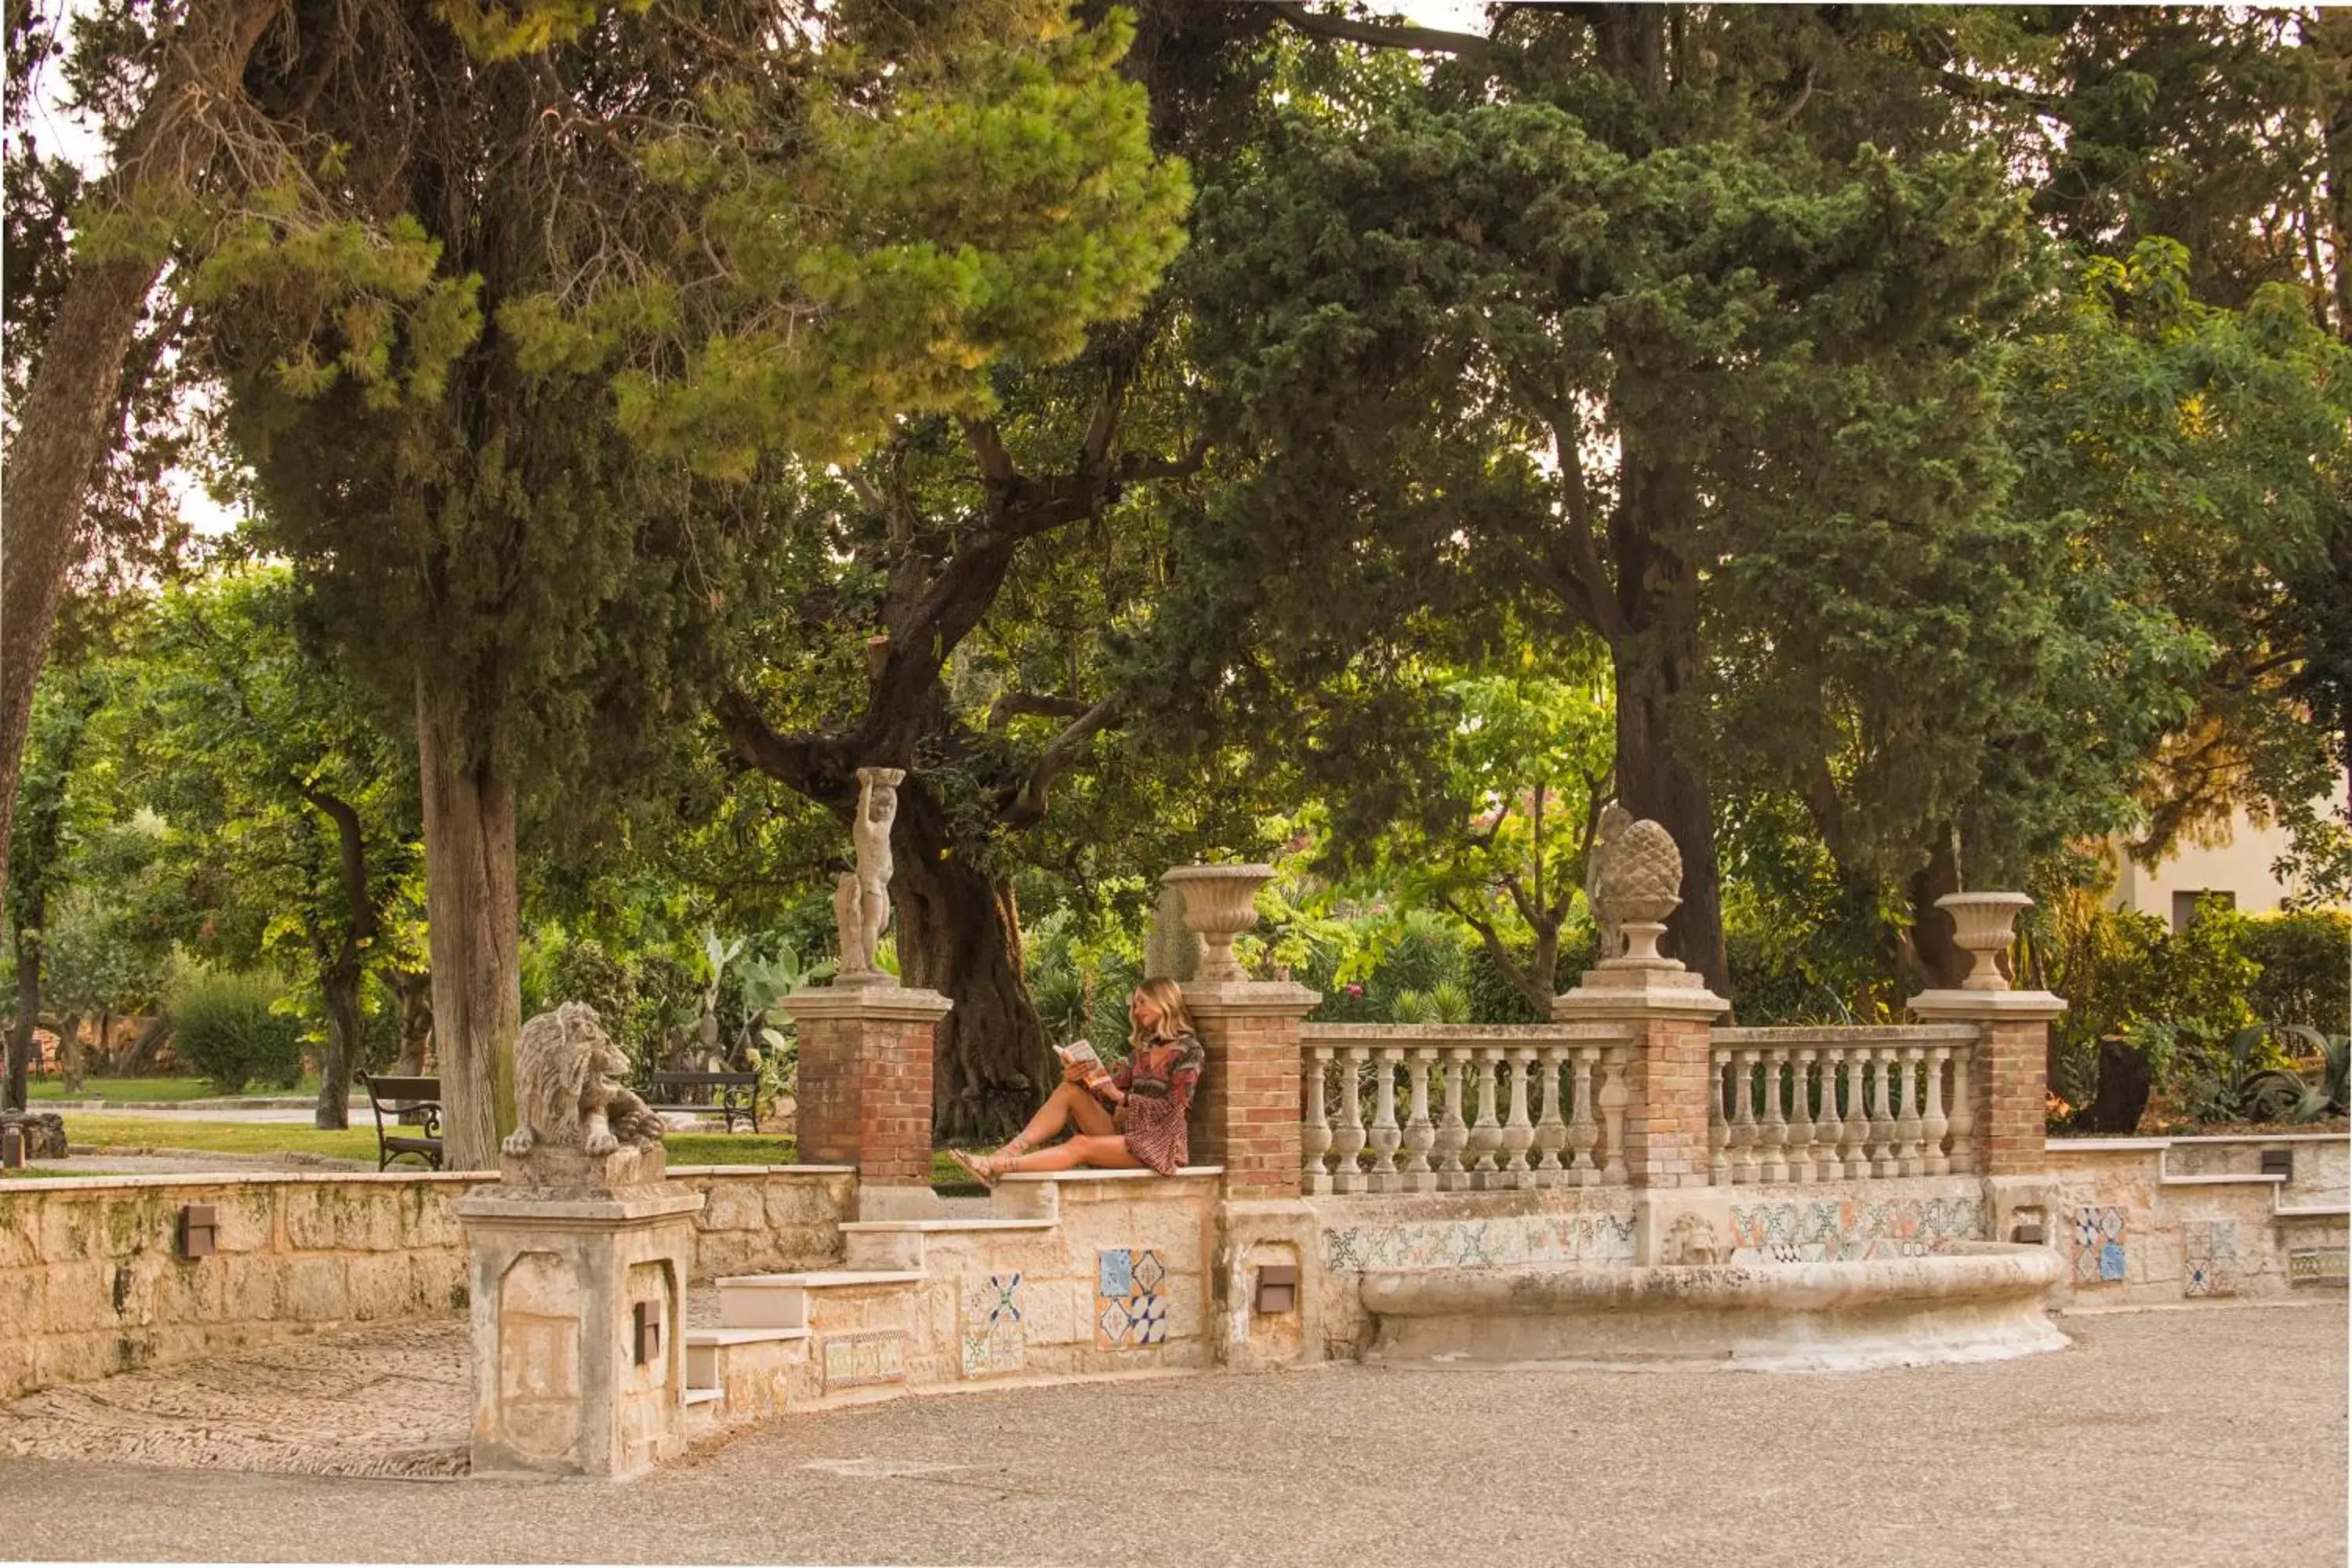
[1320, 1211, 1637, 1274]
[960, 1272, 1025, 1377]
[1094, 1249, 1170, 1348]
[821, 1333, 905, 1390]
[2183, 1221, 2238, 1298]
[2070, 1206, 2126, 1285]
[2289, 1247, 2350, 1287]
[1725, 1196, 1985, 1266]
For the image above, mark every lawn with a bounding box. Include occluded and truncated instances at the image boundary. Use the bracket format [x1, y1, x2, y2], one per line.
[27, 1076, 315, 1103]
[55, 1112, 975, 1183]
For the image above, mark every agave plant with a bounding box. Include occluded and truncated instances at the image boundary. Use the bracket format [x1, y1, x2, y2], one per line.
[2191, 1025, 2349, 1126]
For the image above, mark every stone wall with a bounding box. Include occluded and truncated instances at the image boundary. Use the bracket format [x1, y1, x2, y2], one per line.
[0, 1165, 854, 1403]
[2009, 1134, 2348, 1305]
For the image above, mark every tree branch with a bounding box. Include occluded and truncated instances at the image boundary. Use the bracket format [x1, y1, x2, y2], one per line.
[286, 775, 379, 956]
[1004, 699, 1122, 830]
[713, 687, 844, 801]
[989, 691, 1098, 729]
[1265, 2, 1495, 62]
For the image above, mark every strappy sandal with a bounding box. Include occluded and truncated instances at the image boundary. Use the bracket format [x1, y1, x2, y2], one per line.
[949, 1149, 1003, 1188]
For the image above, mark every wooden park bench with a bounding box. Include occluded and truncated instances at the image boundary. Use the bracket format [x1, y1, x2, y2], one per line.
[645, 1070, 760, 1134]
[360, 1073, 444, 1171]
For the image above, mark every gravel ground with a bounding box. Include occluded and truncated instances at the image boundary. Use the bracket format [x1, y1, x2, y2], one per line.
[1, 1300, 2342, 1568]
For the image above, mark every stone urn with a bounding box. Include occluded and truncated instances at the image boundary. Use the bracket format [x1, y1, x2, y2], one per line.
[1935, 891, 2032, 991]
[1160, 864, 1276, 984]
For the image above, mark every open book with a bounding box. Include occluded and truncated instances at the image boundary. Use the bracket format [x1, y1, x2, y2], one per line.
[1054, 1039, 1116, 1090]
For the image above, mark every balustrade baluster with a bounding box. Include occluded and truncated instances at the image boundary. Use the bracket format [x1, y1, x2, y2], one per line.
[1729, 1048, 1759, 1183]
[1533, 1044, 1568, 1185]
[1467, 1049, 1504, 1187]
[1367, 1045, 1403, 1189]
[1332, 1045, 1369, 1194]
[1599, 1044, 1630, 1184]
[1566, 1047, 1599, 1185]
[1759, 1048, 1791, 1183]
[1921, 1044, 1951, 1176]
[1894, 1045, 1926, 1176]
[1947, 1039, 1976, 1174]
[1867, 1047, 1897, 1178]
[1401, 1047, 1437, 1192]
[1839, 1054, 1871, 1180]
[1301, 1046, 1333, 1196]
[1813, 1048, 1846, 1179]
[1708, 1053, 1733, 1184]
[1789, 1047, 1820, 1183]
[1500, 1047, 1536, 1188]
[1436, 1047, 1471, 1190]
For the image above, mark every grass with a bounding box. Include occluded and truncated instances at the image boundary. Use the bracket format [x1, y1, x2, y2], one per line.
[53, 1112, 975, 1183]
[24, 1081, 278, 1105]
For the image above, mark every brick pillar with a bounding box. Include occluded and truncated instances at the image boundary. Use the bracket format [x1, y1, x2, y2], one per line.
[780, 985, 952, 1215]
[1907, 989, 2064, 1177]
[1181, 980, 1320, 1201]
[1551, 967, 1729, 1190]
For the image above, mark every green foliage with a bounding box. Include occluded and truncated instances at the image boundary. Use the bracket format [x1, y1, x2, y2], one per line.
[2242, 910, 2352, 1036]
[165, 964, 305, 1095]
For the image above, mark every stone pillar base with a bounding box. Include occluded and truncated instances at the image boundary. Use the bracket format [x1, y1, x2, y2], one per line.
[1553, 967, 1729, 1190]
[1908, 989, 2066, 1177]
[783, 985, 953, 1210]
[1183, 980, 1321, 1201]
[454, 1156, 704, 1479]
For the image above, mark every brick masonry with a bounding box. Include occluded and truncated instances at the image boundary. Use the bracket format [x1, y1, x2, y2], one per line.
[785, 987, 953, 1190]
[1907, 990, 2064, 1179]
[1184, 982, 1320, 1201]
[1618, 1016, 1716, 1189]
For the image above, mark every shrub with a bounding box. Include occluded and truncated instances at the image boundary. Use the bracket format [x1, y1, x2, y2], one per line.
[2242, 910, 2352, 1036]
[166, 965, 305, 1094]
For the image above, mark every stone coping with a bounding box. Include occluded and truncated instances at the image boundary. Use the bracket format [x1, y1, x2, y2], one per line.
[0, 1162, 855, 1195]
[996, 1166, 1223, 1184]
[2048, 1133, 2349, 1152]
[1299, 1022, 1633, 1043]
[2157, 1172, 2288, 1186]
[1712, 1024, 1980, 1044]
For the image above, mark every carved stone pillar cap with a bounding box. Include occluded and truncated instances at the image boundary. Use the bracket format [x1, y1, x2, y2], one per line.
[1906, 988, 2067, 1022]
[1178, 978, 1323, 1018]
[1552, 970, 1730, 1023]
[779, 985, 954, 1024]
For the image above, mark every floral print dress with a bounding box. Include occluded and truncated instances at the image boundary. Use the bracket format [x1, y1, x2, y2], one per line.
[1107, 1033, 1206, 1174]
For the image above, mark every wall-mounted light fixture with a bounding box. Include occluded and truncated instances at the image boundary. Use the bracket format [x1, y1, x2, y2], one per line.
[633, 1299, 662, 1366]
[177, 1204, 218, 1258]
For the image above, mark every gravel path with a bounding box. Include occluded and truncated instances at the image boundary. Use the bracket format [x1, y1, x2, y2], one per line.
[0, 1300, 2340, 1566]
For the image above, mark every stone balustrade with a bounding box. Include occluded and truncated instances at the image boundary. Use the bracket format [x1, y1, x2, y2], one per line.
[1708, 1025, 1981, 1184]
[1298, 1025, 1632, 1195]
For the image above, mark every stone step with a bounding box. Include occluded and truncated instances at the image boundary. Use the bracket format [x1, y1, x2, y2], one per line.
[717, 1270, 926, 1331]
[684, 1325, 810, 1388]
[838, 1218, 1058, 1271]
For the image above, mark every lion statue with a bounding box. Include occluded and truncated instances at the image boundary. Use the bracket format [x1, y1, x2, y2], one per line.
[502, 1002, 666, 1159]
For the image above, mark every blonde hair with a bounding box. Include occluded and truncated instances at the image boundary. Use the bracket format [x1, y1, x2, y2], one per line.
[1129, 977, 1195, 1050]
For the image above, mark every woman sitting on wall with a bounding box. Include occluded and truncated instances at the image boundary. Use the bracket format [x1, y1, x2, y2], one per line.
[950, 978, 1203, 1184]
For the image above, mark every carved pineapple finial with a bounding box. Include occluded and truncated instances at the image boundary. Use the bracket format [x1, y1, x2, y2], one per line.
[1588, 804, 1683, 968]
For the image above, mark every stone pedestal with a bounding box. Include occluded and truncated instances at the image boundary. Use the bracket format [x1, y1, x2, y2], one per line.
[452, 1145, 703, 1479]
[1552, 960, 1729, 1191]
[782, 985, 952, 1218]
[1907, 989, 2066, 1177]
[1183, 980, 1321, 1201]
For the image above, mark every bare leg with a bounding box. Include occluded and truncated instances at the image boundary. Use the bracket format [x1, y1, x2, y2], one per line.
[1000, 1083, 1113, 1154]
[1000, 1133, 1144, 1174]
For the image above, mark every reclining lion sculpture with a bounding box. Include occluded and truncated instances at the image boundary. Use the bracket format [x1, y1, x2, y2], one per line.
[502, 1001, 666, 1159]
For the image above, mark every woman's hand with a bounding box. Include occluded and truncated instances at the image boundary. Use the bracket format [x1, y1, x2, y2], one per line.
[1061, 1058, 1094, 1087]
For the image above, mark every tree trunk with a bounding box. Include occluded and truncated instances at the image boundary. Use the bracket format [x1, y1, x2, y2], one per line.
[387, 967, 434, 1076]
[5, 909, 43, 1112]
[122, 1014, 170, 1076]
[1613, 664, 1730, 1000]
[57, 1011, 85, 1095]
[888, 780, 1052, 1142]
[0, 0, 281, 922]
[1901, 830, 1970, 993]
[416, 677, 519, 1171]
[314, 964, 361, 1130]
